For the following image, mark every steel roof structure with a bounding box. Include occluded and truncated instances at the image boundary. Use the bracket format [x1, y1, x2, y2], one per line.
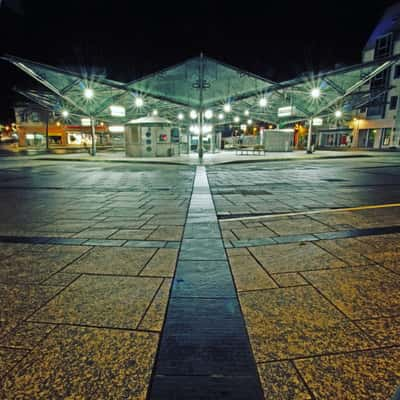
[3, 53, 399, 149]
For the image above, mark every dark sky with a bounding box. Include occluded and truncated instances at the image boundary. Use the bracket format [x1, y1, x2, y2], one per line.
[0, 0, 398, 122]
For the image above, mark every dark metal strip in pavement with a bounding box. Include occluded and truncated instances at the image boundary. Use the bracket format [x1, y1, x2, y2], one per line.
[0, 235, 179, 248]
[1, 224, 400, 250]
[219, 202, 400, 222]
[228, 225, 400, 248]
[148, 166, 264, 400]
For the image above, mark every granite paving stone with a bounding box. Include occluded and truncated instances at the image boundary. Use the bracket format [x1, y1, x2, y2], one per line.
[109, 229, 153, 240]
[357, 317, 400, 346]
[73, 228, 118, 239]
[239, 286, 373, 362]
[257, 361, 312, 400]
[30, 275, 163, 329]
[0, 284, 61, 339]
[139, 278, 172, 332]
[232, 227, 276, 240]
[273, 272, 309, 287]
[0, 322, 54, 349]
[228, 255, 277, 292]
[316, 238, 375, 266]
[249, 242, 347, 274]
[148, 226, 183, 241]
[0, 252, 78, 284]
[0, 347, 29, 378]
[0, 326, 159, 399]
[226, 247, 251, 257]
[262, 217, 332, 235]
[140, 248, 179, 277]
[302, 265, 400, 319]
[41, 272, 81, 286]
[295, 348, 400, 400]
[64, 247, 156, 276]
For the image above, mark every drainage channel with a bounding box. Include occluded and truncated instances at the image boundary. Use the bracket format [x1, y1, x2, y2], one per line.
[148, 166, 264, 399]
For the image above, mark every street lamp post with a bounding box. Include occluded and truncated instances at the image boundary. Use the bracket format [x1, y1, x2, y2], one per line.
[198, 53, 205, 160]
[90, 117, 96, 156]
[306, 118, 313, 154]
[45, 110, 49, 152]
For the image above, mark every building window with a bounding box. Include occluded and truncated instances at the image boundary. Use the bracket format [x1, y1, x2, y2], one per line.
[394, 65, 400, 79]
[390, 96, 398, 110]
[375, 34, 393, 59]
[381, 128, 392, 147]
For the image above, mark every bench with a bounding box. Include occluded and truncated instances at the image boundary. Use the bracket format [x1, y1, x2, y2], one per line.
[235, 145, 266, 155]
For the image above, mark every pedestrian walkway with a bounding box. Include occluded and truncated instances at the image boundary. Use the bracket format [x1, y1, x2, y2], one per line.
[149, 166, 263, 399]
[0, 158, 400, 399]
[18, 149, 387, 166]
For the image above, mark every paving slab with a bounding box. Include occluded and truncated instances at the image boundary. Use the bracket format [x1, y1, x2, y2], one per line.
[139, 278, 172, 332]
[64, 247, 156, 276]
[257, 361, 312, 400]
[0, 326, 159, 399]
[30, 275, 163, 329]
[249, 242, 347, 274]
[228, 255, 277, 291]
[302, 265, 400, 319]
[295, 348, 400, 400]
[239, 286, 373, 362]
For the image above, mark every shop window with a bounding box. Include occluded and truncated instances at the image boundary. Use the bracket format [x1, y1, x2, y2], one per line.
[390, 96, 398, 110]
[49, 136, 61, 145]
[381, 128, 392, 146]
[26, 133, 45, 147]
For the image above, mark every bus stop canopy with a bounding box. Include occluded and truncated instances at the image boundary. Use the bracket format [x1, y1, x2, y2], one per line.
[3, 53, 399, 127]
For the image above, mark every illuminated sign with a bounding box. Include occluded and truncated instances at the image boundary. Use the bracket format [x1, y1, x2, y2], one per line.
[109, 125, 125, 133]
[81, 118, 91, 127]
[278, 106, 298, 117]
[312, 118, 323, 126]
[110, 105, 126, 117]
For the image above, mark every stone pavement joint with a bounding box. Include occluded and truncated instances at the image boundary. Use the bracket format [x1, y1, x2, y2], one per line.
[148, 166, 264, 399]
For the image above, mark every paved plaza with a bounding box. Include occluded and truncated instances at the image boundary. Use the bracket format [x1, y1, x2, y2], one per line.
[0, 155, 400, 399]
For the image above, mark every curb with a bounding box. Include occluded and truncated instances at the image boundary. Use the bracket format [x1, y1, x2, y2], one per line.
[0, 152, 384, 166]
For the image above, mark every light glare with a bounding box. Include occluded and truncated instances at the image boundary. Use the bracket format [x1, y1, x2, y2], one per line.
[223, 103, 232, 113]
[84, 88, 94, 99]
[259, 97, 267, 107]
[135, 97, 144, 107]
[205, 109, 213, 119]
[311, 88, 321, 98]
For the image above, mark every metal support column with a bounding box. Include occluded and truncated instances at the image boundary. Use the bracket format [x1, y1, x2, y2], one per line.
[198, 53, 204, 160]
[45, 110, 49, 152]
[90, 117, 96, 156]
[306, 118, 313, 154]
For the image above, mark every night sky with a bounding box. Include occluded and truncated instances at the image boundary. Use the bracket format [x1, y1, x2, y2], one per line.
[0, 0, 398, 122]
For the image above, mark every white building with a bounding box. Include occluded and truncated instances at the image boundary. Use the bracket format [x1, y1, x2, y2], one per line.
[353, 2, 400, 148]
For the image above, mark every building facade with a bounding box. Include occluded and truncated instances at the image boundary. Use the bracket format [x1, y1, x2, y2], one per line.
[13, 103, 118, 151]
[353, 2, 400, 149]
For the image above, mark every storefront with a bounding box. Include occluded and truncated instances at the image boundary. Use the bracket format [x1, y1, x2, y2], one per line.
[318, 129, 353, 148]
